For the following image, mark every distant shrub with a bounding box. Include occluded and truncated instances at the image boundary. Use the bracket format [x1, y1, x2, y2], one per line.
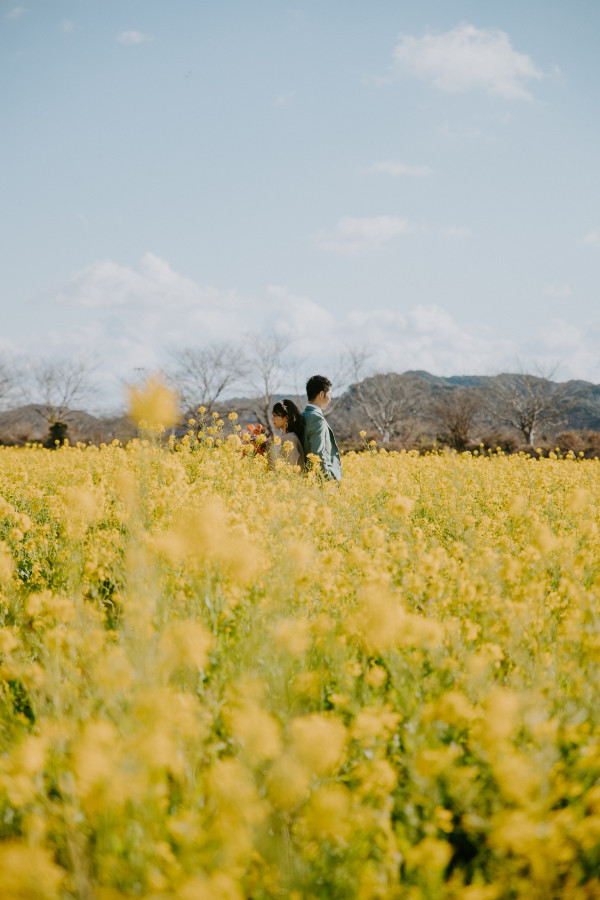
[555, 432, 584, 453]
[555, 430, 600, 458]
[478, 431, 520, 454]
[46, 420, 69, 448]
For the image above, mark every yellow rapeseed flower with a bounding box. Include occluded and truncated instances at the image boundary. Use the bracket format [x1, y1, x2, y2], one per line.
[0, 843, 65, 899]
[290, 713, 347, 776]
[126, 374, 179, 427]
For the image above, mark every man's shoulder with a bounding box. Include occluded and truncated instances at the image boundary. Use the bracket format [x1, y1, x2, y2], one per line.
[302, 406, 322, 419]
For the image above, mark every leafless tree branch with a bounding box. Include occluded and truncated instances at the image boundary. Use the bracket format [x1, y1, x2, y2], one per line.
[29, 357, 97, 424]
[483, 366, 575, 445]
[168, 343, 249, 415]
[426, 388, 482, 450]
[350, 371, 424, 443]
[243, 332, 292, 430]
[0, 357, 21, 412]
[322, 344, 374, 417]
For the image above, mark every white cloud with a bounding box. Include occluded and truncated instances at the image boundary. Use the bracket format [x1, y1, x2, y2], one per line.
[5, 7, 27, 20]
[266, 285, 336, 343]
[61, 20, 78, 34]
[58, 254, 244, 321]
[316, 216, 414, 253]
[363, 73, 395, 88]
[341, 305, 510, 375]
[273, 92, 294, 107]
[438, 123, 496, 142]
[393, 24, 543, 100]
[49, 259, 515, 398]
[537, 319, 600, 382]
[21, 254, 600, 408]
[366, 160, 432, 177]
[545, 284, 571, 298]
[443, 226, 471, 239]
[583, 229, 600, 247]
[117, 30, 152, 45]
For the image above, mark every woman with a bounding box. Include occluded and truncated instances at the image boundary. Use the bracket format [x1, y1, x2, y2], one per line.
[271, 399, 305, 470]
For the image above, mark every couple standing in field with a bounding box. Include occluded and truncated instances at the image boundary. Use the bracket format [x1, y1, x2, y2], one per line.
[271, 374, 342, 482]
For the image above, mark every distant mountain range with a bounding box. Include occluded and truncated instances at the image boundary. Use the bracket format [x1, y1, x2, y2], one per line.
[331, 370, 600, 433]
[322, 371, 600, 448]
[401, 371, 600, 431]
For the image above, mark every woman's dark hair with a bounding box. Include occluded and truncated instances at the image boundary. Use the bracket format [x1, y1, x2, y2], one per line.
[272, 398, 304, 441]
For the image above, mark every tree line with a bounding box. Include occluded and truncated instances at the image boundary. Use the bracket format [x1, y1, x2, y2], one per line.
[340, 368, 585, 450]
[165, 341, 593, 451]
[0, 343, 596, 452]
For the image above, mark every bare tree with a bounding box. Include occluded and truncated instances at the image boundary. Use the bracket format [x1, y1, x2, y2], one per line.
[326, 347, 425, 443]
[168, 343, 249, 415]
[350, 372, 424, 443]
[29, 357, 96, 425]
[323, 344, 373, 417]
[426, 388, 481, 451]
[244, 332, 292, 430]
[0, 357, 20, 411]
[287, 344, 373, 419]
[484, 369, 575, 446]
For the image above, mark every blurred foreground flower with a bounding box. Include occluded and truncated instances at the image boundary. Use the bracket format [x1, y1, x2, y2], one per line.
[126, 374, 179, 428]
[0, 843, 65, 899]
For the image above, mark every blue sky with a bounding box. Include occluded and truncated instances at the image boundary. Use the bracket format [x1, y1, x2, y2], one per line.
[2, 0, 600, 406]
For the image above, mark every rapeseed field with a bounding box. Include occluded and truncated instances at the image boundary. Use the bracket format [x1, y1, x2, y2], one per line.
[1, 400, 600, 898]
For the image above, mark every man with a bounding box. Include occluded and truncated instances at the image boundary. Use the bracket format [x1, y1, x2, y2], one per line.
[302, 374, 342, 482]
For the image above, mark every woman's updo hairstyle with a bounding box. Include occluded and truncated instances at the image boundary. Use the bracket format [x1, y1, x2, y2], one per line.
[272, 398, 304, 441]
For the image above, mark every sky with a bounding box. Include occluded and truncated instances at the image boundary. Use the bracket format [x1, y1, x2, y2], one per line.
[2, 0, 600, 408]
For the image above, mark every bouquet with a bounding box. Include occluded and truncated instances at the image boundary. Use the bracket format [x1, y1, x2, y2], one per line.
[240, 423, 272, 456]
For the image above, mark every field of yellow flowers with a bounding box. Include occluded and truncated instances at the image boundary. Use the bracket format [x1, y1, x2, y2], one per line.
[1, 406, 600, 899]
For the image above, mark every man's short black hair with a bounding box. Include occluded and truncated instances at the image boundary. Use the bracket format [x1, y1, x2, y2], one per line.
[306, 374, 332, 402]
